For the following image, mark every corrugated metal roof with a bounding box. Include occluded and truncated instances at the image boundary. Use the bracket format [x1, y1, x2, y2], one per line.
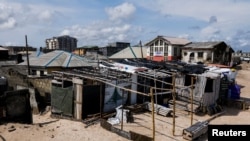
[0, 47, 8, 51]
[162, 36, 191, 45]
[0, 61, 17, 66]
[109, 47, 147, 59]
[183, 41, 223, 49]
[18, 50, 92, 68]
[145, 35, 191, 46]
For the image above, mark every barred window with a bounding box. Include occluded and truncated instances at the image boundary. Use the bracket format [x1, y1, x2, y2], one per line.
[198, 52, 203, 58]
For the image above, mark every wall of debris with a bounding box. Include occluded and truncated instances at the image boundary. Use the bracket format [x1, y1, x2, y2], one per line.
[1, 66, 51, 97]
[0, 66, 52, 113]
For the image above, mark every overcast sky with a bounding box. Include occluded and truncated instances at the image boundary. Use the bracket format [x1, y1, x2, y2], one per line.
[0, 0, 250, 51]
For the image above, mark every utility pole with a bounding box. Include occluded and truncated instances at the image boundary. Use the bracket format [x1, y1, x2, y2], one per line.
[172, 74, 176, 136]
[190, 76, 194, 126]
[140, 40, 144, 59]
[97, 51, 100, 70]
[150, 87, 155, 141]
[25, 35, 31, 75]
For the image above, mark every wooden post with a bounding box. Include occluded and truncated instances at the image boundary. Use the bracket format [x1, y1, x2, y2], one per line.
[100, 83, 103, 118]
[150, 87, 155, 141]
[191, 76, 194, 126]
[25, 35, 30, 75]
[140, 40, 144, 58]
[73, 78, 83, 120]
[172, 74, 176, 136]
[97, 51, 100, 70]
[154, 70, 158, 110]
[121, 89, 124, 130]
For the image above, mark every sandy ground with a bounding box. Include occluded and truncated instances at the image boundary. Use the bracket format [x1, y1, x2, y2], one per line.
[0, 62, 250, 141]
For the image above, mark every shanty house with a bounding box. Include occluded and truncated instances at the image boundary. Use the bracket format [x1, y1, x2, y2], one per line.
[50, 65, 140, 119]
[181, 41, 234, 64]
[0, 47, 9, 60]
[145, 35, 191, 61]
[175, 71, 221, 112]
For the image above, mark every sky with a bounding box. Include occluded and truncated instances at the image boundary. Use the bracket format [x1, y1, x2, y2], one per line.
[0, 0, 250, 52]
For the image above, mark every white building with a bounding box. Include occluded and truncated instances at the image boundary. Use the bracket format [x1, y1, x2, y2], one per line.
[45, 35, 77, 52]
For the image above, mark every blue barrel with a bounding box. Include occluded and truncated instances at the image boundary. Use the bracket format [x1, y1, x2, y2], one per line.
[229, 84, 240, 99]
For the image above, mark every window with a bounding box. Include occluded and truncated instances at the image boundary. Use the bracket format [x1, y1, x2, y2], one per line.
[164, 46, 168, 53]
[184, 75, 196, 86]
[40, 70, 44, 76]
[160, 40, 163, 46]
[31, 70, 36, 75]
[198, 52, 203, 58]
[159, 47, 163, 52]
[155, 47, 158, 52]
[155, 40, 159, 46]
[150, 46, 153, 53]
[184, 52, 187, 56]
[205, 78, 213, 92]
[174, 47, 177, 56]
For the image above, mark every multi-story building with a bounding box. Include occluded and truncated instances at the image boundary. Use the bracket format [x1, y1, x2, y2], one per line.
[45, 35, 77, 52]
[145, 35, 191, 61]
[99, 42, 130, 57]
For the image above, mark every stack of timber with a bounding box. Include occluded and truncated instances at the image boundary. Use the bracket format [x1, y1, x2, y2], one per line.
[144, 102, 173, 117]
[227, 98, 250, 110]
[168, 99, 200, 113]
[244, 99, 250, 110]
[83, 112, 116, 128]
[182, 111, 225, 141]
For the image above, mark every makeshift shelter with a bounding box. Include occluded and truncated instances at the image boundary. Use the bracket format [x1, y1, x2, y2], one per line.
[174, 69, 222, 113]
[50, 66, 138, 119]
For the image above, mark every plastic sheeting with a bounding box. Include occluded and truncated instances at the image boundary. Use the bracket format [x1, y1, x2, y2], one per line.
[107, 105, 130, 125]
[51, 86, 73, 116]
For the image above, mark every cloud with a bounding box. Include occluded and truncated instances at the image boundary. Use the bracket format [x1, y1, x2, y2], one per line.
[105, 2, 136, 21]
[60, 2, 141, 46]
[132, 0, 250, 51]
[226, 30, 250, 51]
[189, 26, 200, 30]
[0, 3, 17, 29]
[0, 1, 72, 29]
[60, 22, 133, 46]
[0, 17, 16, 29]
[38, 10, 56, 22]
[3, 41, 18, 46]
[209, 16, 217, 24]
[133, 0, 250, 37]
[200, 25, 221, 41]
[134, 0, 250, 23]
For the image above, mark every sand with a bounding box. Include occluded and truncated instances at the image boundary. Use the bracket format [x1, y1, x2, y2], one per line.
[0, 62, 250, 141]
